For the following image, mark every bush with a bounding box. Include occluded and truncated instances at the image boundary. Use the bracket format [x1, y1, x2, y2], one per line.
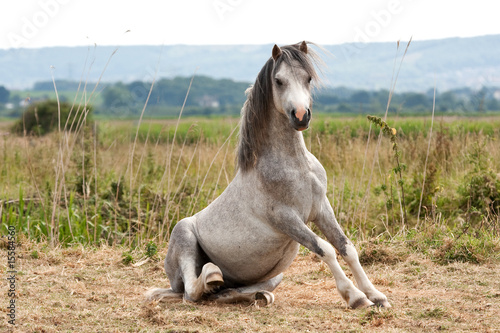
[11, 100, 92, 135]
[458, 141, 500, 220]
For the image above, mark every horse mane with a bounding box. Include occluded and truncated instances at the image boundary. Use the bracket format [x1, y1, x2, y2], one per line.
[237, 42, 322, 172]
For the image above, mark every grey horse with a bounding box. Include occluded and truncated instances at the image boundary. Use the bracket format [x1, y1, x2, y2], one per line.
[145, 41, 390, 308]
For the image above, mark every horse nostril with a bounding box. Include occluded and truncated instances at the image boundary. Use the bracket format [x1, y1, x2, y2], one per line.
[306, 108, 311, 119]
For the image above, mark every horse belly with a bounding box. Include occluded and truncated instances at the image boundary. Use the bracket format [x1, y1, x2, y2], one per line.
[193, 172, 302, 285]
[196, 218, 299, 284]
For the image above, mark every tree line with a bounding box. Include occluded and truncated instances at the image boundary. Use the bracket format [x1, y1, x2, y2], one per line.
[316, 86, 500, 114]
[1, 76, 499, 118]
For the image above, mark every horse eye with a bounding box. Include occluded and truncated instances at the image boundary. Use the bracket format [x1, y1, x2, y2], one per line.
[307, 76, 312, 84]
[275, 78, 283, 86]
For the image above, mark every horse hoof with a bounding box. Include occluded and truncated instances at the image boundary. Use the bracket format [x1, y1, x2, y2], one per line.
[203, 263, 224, 287]
[255, 291, 274, 306]
[350, 297, 374, 309]
[206, 273, 224, 286]
[373, 299, 391, 308]
[144, 288, 161, 301]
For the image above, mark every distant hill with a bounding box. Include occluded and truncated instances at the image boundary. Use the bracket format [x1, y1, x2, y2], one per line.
[1, 35, 499, 92]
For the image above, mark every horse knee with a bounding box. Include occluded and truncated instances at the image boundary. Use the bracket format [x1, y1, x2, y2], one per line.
[169, 217, 197, 244]
[164, 217, 204, 294]
[340, 242, 361, 264]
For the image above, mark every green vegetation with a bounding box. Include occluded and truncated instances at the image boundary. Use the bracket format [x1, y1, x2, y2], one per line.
[458, 140, 500, 221]
[367, 115, 407, 224]
[122, 251, 134, 265]
[145, 240, 158, 259]
[1, 113, 499, 263]
[10, 99, 93, 135]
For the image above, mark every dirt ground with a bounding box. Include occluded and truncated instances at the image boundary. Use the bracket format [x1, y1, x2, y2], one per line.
[1, 241, 499, 333]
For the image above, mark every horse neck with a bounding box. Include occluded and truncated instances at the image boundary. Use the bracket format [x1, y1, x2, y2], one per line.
[265, 107, 308, 159]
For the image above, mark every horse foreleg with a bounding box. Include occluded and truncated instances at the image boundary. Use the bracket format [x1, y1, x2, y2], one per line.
[339, 243, 391, 307]
[314, 238, 375, 308]
[270, 208, 373, 308]
[314, 198, 391, 308]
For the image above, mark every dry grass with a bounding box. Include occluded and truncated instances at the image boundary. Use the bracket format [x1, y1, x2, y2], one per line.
[2, 239, 499, 332]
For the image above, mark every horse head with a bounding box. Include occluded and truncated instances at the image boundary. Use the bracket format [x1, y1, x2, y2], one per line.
[238, 41, 321, 172]
[271, 41, 315, 131]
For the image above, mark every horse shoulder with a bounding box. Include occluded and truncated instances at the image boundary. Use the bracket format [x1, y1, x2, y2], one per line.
[306, 152, 328, 189]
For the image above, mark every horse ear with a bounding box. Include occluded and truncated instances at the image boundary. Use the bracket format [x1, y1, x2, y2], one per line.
[299, 41, 308, 54]
[272, 44, 282, 60]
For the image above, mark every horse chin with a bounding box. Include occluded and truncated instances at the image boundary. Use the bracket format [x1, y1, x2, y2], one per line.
[294, 124, 309, 131]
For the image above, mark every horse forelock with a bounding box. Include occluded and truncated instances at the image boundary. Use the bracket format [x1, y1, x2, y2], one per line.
[276, 43, 322, 85]
[237, 42, 322, 172]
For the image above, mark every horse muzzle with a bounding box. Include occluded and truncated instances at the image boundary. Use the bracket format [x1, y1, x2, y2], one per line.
[290, 108, 311, 131]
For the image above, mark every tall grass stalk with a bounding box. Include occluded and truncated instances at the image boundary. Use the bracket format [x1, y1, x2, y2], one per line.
[46, 45, 118, 245]
[93, 122, 99, 243]
[347, 122, 373, 231]
[160, 72, 197, 243]
[417, 84, 436, 227]
[362, 39, 412, 232]
[127, 54, 160, 245]
[188, 123, 239, 218]
[367, 115, 407, 225]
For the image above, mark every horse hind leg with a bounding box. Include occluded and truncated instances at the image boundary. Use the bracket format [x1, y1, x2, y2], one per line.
[144, 288, 183, 302]
[175, 223, 228, 302]
[184, 262, 224, 302]
[146, 262, 225, 303]
[146, 217, 228, 303]
[208, 273, 283, 306]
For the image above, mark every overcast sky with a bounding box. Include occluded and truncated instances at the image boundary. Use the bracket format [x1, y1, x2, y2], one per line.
[1, 0, 499, 49]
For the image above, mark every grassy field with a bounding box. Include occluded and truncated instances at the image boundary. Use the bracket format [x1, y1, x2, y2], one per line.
[3, 114, 499, 244]
[1, 113, 500, 331]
